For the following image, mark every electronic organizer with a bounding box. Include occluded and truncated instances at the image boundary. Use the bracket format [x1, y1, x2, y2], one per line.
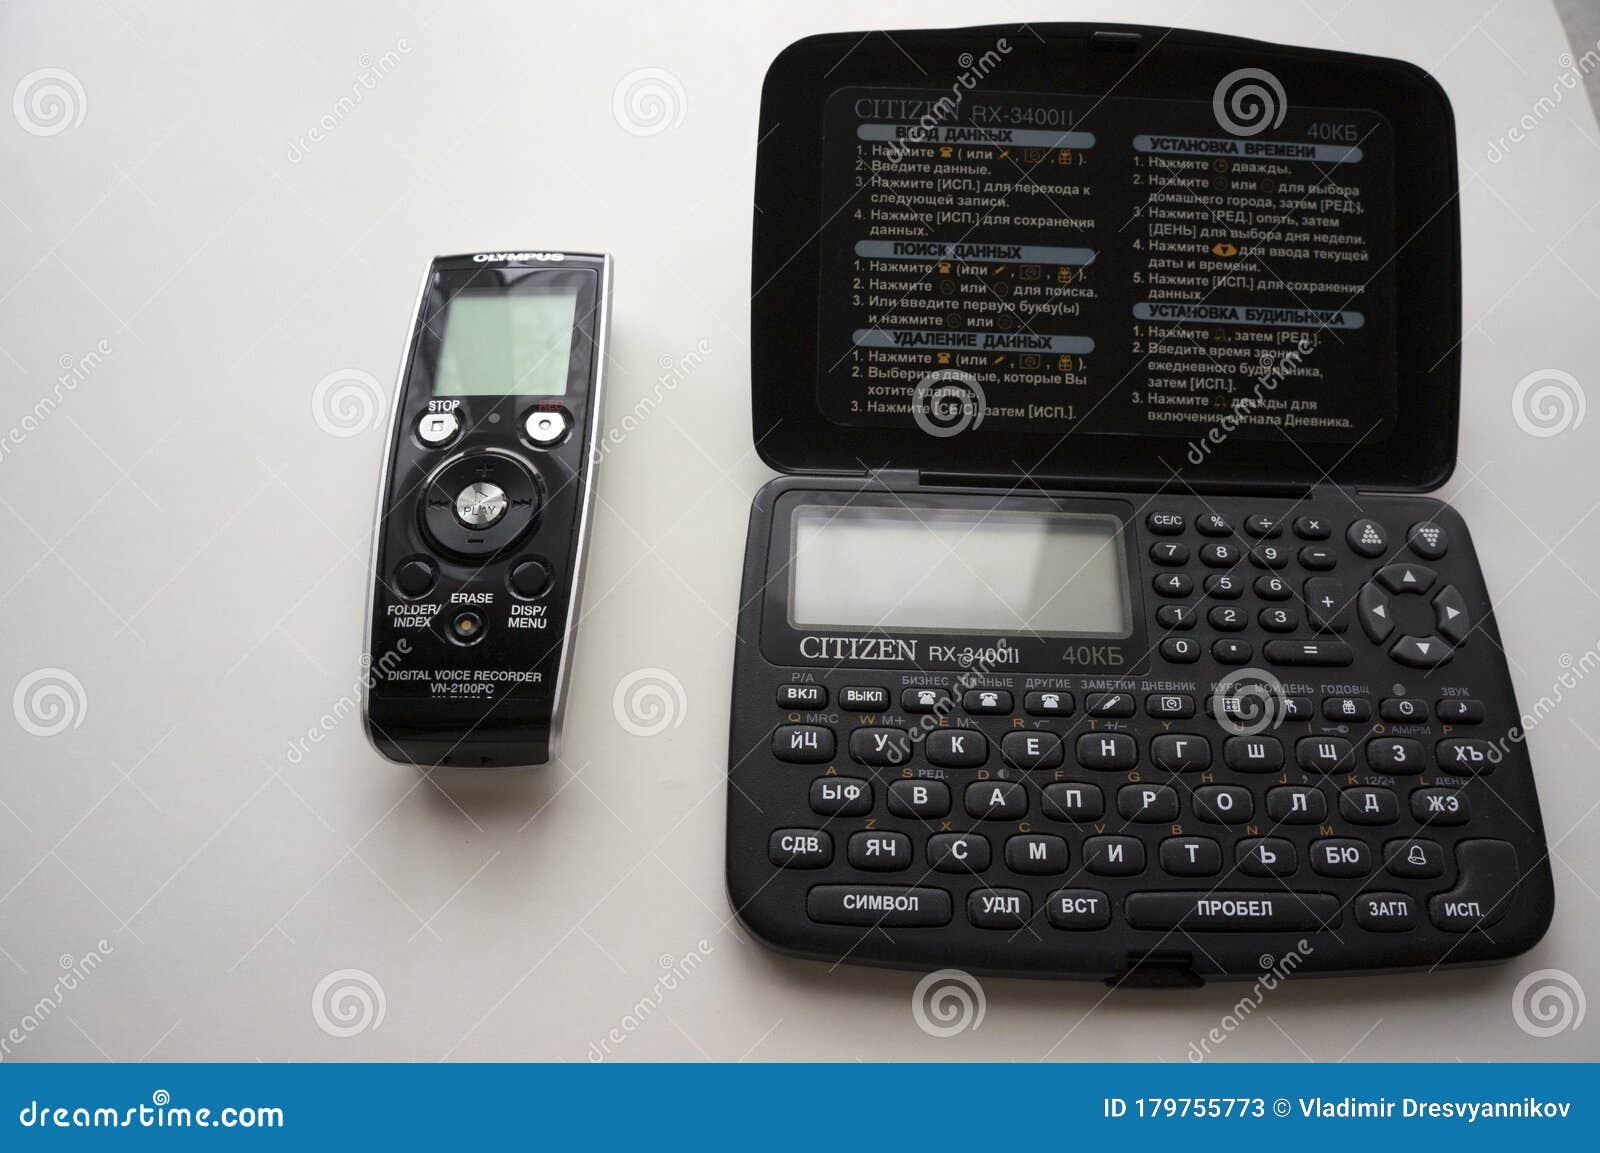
[724, 25, 1554, 981]
[363, 250, 611, 767]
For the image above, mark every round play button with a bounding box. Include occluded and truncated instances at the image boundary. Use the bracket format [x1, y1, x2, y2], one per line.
[454, 481, 508, 527]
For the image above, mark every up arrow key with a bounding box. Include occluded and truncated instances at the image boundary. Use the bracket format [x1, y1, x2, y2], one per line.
[1377, 564, 1437, 595]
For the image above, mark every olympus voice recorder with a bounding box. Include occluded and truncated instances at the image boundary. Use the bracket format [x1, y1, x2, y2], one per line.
[363, 250, 611, 767]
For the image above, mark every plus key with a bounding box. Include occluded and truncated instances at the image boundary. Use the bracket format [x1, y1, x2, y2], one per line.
[1303, 577, 1349, 633]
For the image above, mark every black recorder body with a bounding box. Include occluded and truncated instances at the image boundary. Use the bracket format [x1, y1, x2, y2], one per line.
[724, 25, 1554, 981]
[364, 250, 611, 768]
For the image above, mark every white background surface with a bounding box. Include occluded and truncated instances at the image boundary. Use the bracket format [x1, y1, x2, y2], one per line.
[2, 0, 1598, 1061]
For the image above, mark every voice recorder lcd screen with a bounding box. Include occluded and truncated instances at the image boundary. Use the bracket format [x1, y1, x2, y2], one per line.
[433, 289, 579, 397]
[787, 505, 1131, 637]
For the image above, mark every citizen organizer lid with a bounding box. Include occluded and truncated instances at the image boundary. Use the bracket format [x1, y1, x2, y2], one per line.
[749, 23, 1462, 492]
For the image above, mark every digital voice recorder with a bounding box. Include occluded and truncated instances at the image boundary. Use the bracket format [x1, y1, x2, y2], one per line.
[363, 250, 611, 767]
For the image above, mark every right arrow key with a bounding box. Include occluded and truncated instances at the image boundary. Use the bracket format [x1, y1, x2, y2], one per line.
[1433, 584, 1470, 645]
